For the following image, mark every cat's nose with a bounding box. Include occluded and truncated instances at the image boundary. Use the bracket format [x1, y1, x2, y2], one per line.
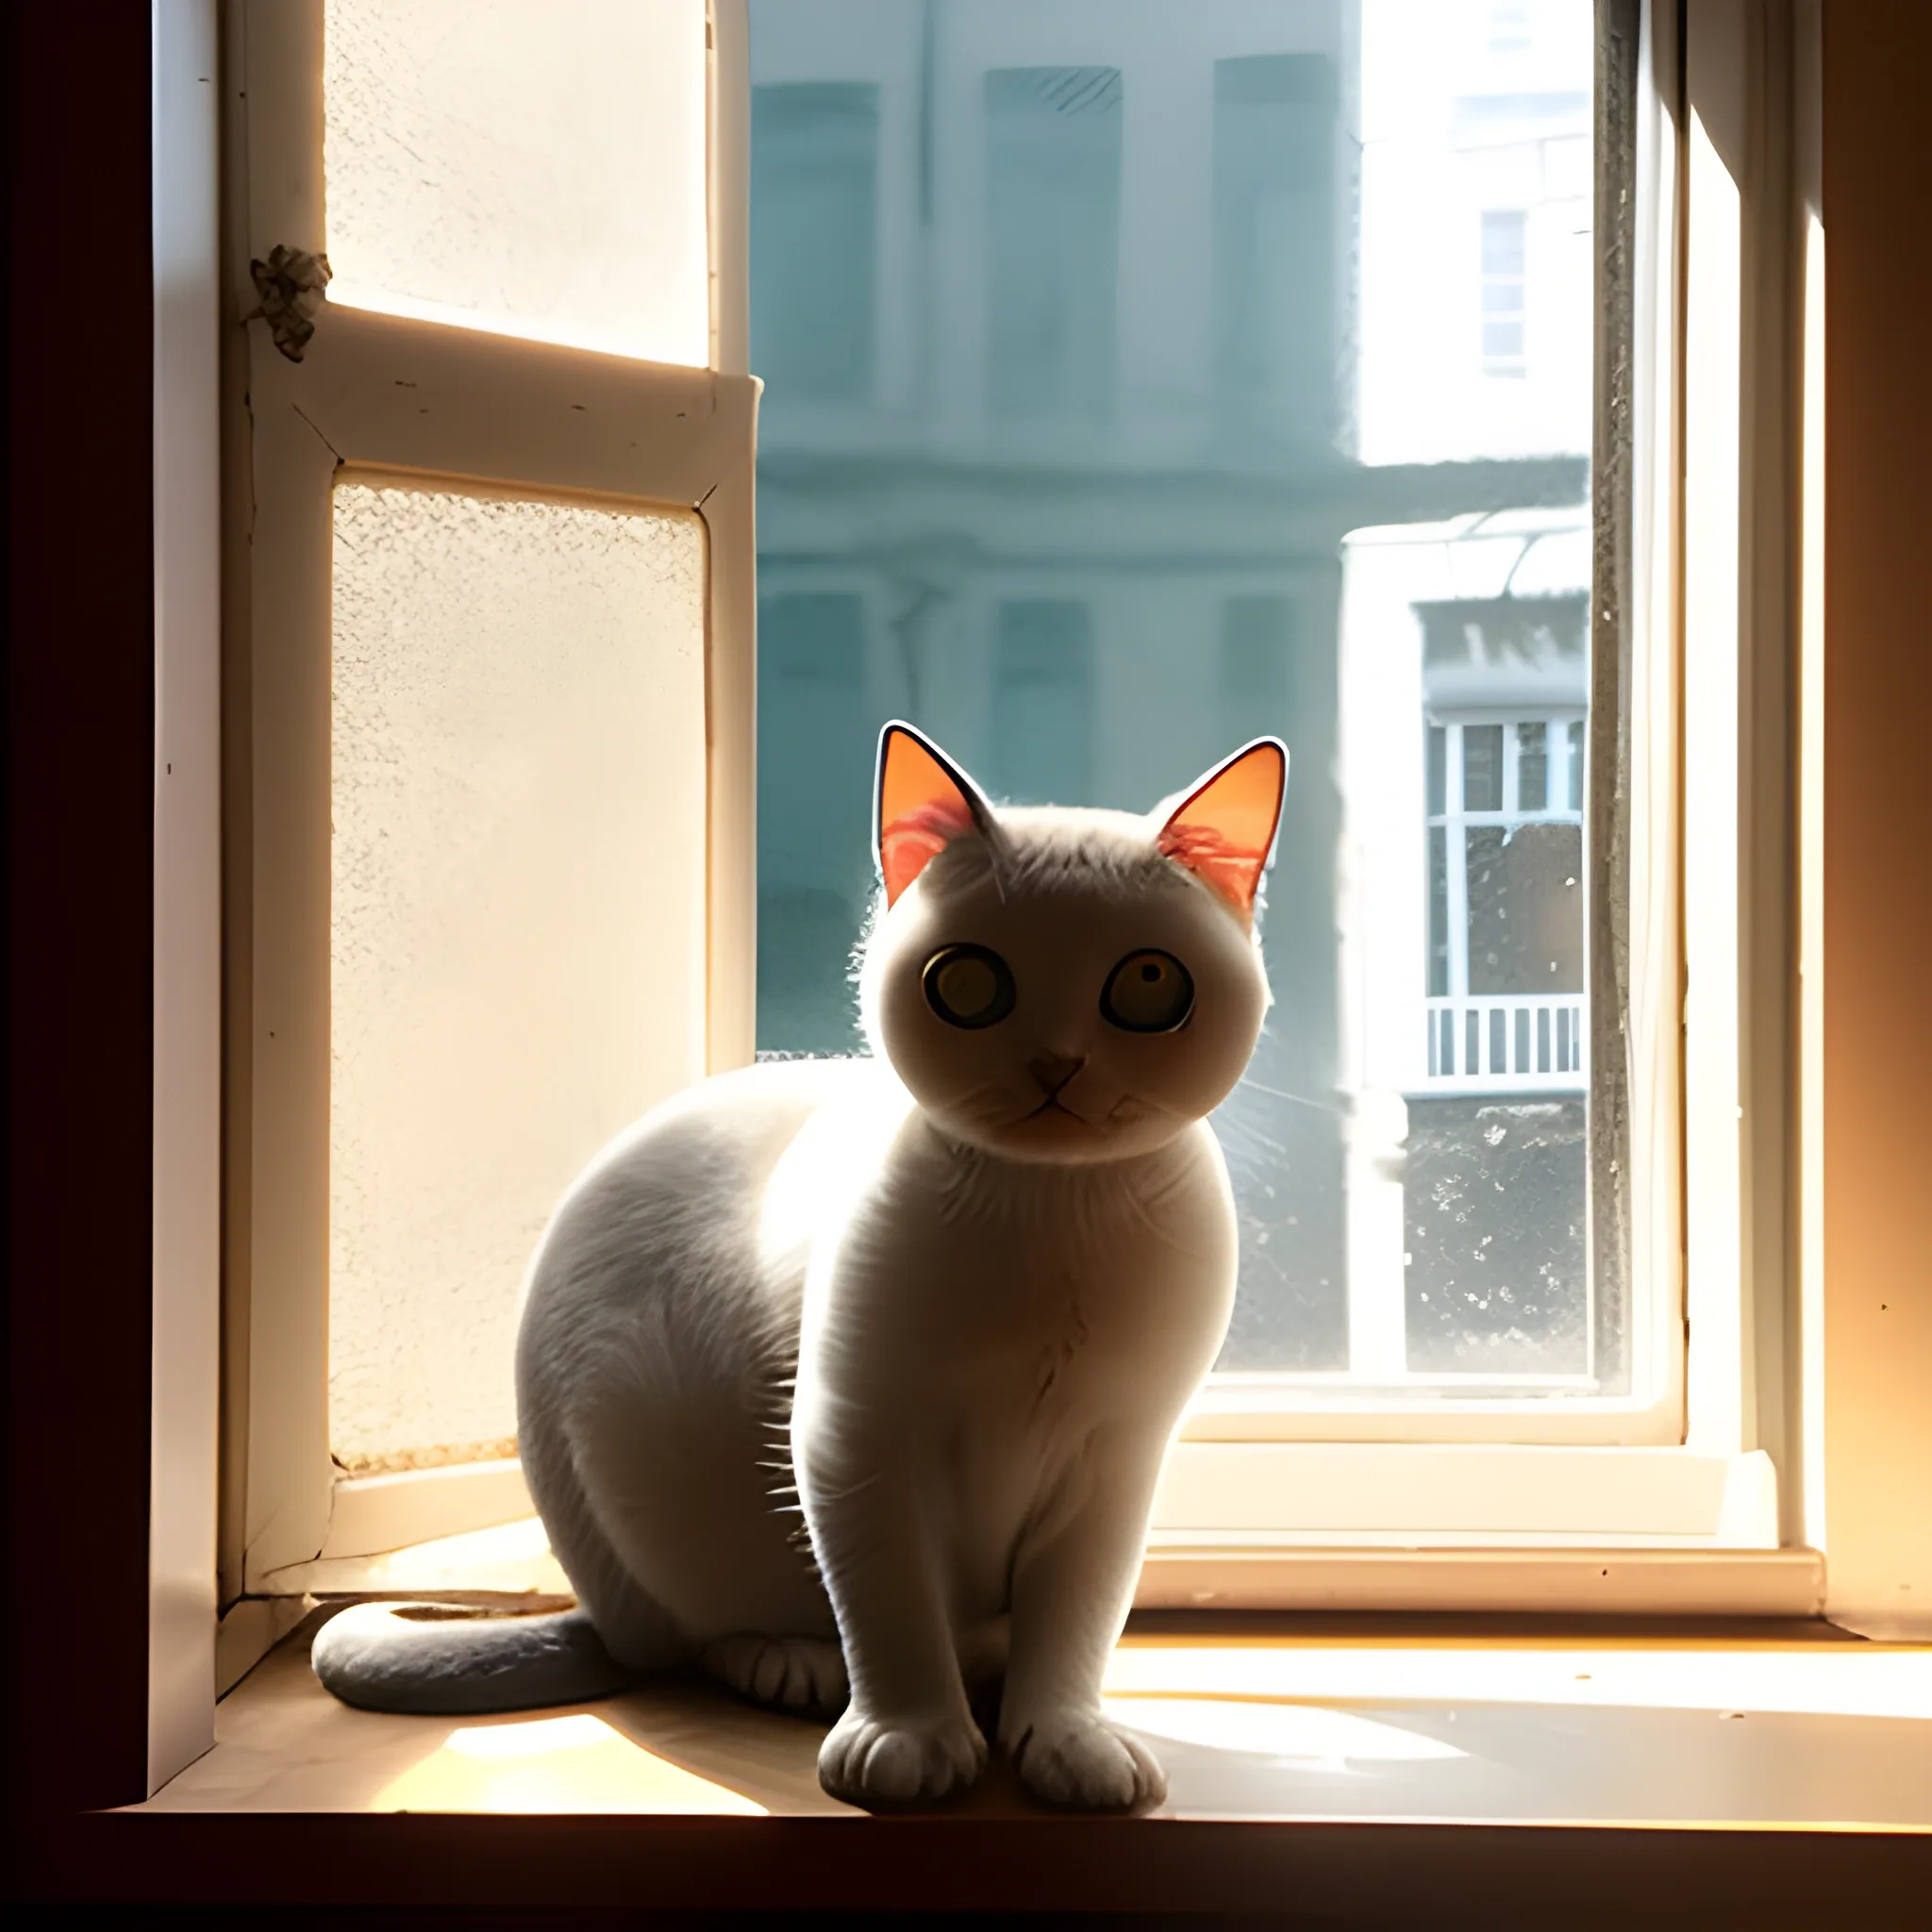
[1029, 1053, 1086, 1098]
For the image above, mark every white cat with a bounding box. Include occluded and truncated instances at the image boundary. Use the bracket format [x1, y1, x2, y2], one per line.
[315, 723, 1286, 1811]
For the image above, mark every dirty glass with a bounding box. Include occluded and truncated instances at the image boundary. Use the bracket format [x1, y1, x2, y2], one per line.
[749, 0, 1603, 1391]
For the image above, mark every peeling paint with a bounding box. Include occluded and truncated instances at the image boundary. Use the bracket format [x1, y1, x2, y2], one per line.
[245, 244, 332, 361]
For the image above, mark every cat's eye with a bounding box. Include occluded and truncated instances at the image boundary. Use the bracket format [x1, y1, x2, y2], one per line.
[1100, 950, 1195, 1034]
[923, 943, 1017, 1029]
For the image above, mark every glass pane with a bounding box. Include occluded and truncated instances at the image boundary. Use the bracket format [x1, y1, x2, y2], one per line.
[1516, 720, 1548, 808]
[985, 68, 1123, 422]
[1464, 823, 1585, 995]
[1427, 825, 1449, 997]
[329, 478, 707, 1471]
[990, 600, 1096, 804]
[1462, 724, 1504, 811]
[751, 84, 880, 400]
[1481, 208, 1527, 275]
[1404, 1096, 1588, 1373]
[1483, 318, 1526, 363]
[750, 0, 1597, 1392]
[324, 0, 708, 364]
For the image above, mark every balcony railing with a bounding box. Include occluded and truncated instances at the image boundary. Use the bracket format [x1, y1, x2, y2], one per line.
[1420, 993, 1588, 1094]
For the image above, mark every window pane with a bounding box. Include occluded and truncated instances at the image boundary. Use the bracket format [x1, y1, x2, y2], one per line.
[991, 600, 1096, 803]
[1483, 319, 1526, 363]
[1214, 55, 1342, 445]
[1220, 596, 1296, 750]
[1464, 823, 1584, 995]
[751, 85, 880, 400]
[1427, 825, 1449, 997]
[329, 479, 707, 1471]
[751, 0, 1598, 1392]
[324, 0, 708, 364]
[1404, 1096, 1588, 1373]
[985, 68, 1123, 422]
[1462, 724, 1504, 810]
[1517, 720, 1548, 809]
[756, 593, 874, 1055]
[1481, 208, 1527, 275]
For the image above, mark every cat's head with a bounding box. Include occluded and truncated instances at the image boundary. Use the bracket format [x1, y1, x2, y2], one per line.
[858, 723, 1286, 1166]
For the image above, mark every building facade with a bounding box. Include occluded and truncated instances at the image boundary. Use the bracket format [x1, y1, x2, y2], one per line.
[748, 0, 1596, 1382]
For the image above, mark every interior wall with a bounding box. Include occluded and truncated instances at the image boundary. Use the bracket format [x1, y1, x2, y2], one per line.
[5, 10, 158, 1814]
[1818, 0, 1932, 1638]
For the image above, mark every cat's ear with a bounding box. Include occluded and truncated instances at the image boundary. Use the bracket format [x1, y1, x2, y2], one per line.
[1156, 738, 1289, 920]
[874, 722, 999, 907]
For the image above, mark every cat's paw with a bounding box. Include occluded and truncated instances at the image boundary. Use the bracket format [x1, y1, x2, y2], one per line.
[817, 1706, 987, 1808]
[703, 1632, 849, 1714]
[1005, 1708, 1168, 1811]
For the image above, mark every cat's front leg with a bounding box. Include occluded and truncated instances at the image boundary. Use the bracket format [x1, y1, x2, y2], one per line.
[998, 1429, 1171, 1811]
[799, 1450, 985, 1807]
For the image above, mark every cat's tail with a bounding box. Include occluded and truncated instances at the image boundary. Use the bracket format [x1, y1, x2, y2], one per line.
[310, 1602, 636, 1715]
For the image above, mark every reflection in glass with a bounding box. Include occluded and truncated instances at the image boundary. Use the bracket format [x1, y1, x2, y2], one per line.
[1462, 723, 1504, 811]
[986, 68, 1123, 422]
[991, 600, 1096, 804]
[751, 84, 881, 401]
[750, 0, 1597, 1388]
[1517, 720, 1548, 809]
[1465, 823, 1584, 994]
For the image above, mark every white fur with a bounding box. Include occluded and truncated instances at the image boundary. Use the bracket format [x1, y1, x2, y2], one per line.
[314, 787, 1273, 1811]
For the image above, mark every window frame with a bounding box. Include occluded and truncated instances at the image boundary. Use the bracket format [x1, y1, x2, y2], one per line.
[218, 0, 758, 1601]
[42, 0, 1909, 1830]
[205, 0, 1828, 1680]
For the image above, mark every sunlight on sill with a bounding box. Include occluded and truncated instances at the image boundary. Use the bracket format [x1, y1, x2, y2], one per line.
[1106, 1638, 1932, 1721]
[375, 1712, 765, 1816]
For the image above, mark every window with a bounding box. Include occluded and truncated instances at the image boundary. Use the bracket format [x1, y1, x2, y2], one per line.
[1213, 54, 1346, 445]
[984, 66, 1123, 422]
[747, 0, 1638, 1430]
[750, 83, 880, 402]
[222, 0, 752, 1591]
[1481, 208, 1529, 371]
[209, 0, 1826, 1626]
[990, 600, 1097, 807]
[756, 591, 874, 1054]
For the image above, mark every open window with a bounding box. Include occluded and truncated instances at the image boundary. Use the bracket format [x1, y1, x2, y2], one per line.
[212, 0, 1822, 1665]
[221, 0, 755, 1600]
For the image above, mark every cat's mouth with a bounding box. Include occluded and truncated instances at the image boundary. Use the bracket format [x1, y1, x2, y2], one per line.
[1016, 1095, 1100, 1132]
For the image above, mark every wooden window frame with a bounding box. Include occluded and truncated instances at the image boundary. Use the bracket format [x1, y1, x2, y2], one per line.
[217, 0, 758, 1601]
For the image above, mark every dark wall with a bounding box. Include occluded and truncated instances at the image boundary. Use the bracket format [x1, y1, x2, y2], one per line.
[6, 11, 157, 1814]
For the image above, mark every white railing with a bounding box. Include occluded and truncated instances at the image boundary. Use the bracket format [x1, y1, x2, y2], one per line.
[1421, 994, 1588, 1093]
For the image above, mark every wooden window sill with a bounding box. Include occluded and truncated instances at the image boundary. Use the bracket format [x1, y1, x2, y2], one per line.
[37, 1609, 1927, 1917]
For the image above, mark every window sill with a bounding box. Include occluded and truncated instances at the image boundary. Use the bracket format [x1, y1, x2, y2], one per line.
[261, 1445, 1794, 1606]
[75, 1607, 1929, 1915]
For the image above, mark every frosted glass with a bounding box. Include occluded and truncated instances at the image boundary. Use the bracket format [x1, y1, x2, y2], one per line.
[329, 479, 707, 1471]
[324, 0, 708, 365]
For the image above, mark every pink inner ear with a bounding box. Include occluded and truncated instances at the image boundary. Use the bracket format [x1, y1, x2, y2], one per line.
[880, 797, 974, 905]
[1157, 821, 1271, 914]
[1156, 740, 1286, 917]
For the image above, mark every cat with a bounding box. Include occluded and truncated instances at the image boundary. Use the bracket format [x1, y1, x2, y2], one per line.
[314, 722, 1286, 1811]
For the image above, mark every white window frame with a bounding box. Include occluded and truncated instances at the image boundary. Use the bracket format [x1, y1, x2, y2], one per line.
[219, 0, 757, 1600]
[204, 0, 1827, 1638]
[1146, 0, 1820, 1598]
